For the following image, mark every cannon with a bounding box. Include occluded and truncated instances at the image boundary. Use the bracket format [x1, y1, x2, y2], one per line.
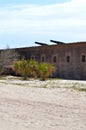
[50, 40, 65, 44]
[35, 41, 48, 46]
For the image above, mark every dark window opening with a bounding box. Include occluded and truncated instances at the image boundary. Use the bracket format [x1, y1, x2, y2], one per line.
[82, 55, 85, 62]
[53, 56, 56, 63]
[41, 56, 45, 62]
[67, 56, 70, 63]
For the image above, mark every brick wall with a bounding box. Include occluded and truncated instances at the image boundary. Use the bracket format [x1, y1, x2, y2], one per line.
[16, 42, 86, 80]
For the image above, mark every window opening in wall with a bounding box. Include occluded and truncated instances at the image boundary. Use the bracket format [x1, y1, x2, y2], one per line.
[53, 56, 56, 63]
[41, 56, 45, 62]
[66, 56, 70, 63]
[82, 55, 85, 62]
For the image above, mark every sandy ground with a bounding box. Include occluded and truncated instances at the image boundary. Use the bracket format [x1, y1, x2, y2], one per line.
[0, 77, 86, 130]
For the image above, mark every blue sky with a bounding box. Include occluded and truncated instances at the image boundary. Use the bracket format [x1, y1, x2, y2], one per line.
[0, 0, 69, 5]
[0, 0, 86, 49]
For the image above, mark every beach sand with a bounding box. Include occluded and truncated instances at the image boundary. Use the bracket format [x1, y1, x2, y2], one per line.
[0, 77, 86, 130]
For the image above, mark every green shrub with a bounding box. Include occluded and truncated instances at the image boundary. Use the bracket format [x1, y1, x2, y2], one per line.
[14, 59, 55, 81]
[37, 63, 55, 81]
[14, 59, 29, 80]
[28, 59, 38, 78]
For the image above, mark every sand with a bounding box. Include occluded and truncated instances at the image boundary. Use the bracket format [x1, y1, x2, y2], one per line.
[0, 77, 86, 130]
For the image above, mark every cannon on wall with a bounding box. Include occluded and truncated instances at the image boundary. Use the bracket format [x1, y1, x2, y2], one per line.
[50, 40, 65, 44]
[35, 41, 48, 46]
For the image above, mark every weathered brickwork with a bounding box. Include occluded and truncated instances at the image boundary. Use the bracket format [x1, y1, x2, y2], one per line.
[15, 42, 86, 80]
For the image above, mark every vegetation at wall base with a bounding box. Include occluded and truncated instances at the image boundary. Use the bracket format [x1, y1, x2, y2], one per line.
[37, 63, 55, 81]
[14, 59, 55, 80]
[14, 59, 30, 80]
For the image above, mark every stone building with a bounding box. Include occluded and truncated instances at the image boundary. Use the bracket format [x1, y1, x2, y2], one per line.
[16, 41, 86, 80]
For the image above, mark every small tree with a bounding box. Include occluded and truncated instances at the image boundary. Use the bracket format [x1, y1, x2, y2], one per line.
[37, 63, 55, 81]
[0, 47, 19, 75]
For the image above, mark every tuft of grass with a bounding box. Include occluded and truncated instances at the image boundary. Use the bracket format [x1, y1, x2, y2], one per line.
[73, 87, 86, 92]
[0, 77, 6, 80]
[71, 83, 86, 92]
[77, 88, 86, 92]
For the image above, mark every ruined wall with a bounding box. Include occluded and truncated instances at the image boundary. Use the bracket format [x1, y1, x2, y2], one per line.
[16, 42, 86, 80]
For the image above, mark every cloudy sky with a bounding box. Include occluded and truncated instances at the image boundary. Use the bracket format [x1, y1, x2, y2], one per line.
[0, 0, 86, 49]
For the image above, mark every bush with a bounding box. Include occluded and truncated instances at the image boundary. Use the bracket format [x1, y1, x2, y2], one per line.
[14, 59, 29, 80]
[14, 59, 55, 80]
[28, 59, 38, 78]
[37, 63, 55, 81]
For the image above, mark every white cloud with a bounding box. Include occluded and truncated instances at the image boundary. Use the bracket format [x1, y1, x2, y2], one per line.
[0, 0, 86, 47]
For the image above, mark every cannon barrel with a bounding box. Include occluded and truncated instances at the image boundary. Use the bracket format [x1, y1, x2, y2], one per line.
[50, 40, 65, 44]
[35, 41, 48, 46]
